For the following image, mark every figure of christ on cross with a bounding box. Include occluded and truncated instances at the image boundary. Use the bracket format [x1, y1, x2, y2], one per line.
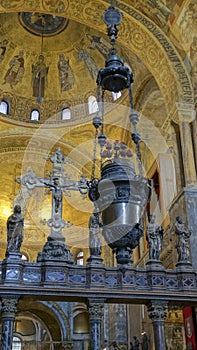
[19, 148, 89, 262]
[44, 177, 63, 215]
[20, 148, 89, 243]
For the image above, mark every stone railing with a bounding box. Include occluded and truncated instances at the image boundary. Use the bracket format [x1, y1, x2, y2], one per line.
[0, 258, 197, 306]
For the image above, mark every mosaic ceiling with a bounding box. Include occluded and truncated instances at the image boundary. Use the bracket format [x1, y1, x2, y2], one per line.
[0, 0, 196, 249]
[18, 12, 69, 36]
[0, 0, 195, 120]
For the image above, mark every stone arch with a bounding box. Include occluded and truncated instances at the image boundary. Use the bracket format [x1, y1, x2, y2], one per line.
[41, 301, 71, 341]
[111, 1, 193, 113]
[16, 300, 69, 342]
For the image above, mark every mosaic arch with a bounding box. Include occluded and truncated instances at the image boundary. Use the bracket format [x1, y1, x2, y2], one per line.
[0, 0, 194, 114]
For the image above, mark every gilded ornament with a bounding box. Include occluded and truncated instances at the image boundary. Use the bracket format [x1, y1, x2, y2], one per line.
[42, 0, 68, 13]
[0, 0, 25, 9]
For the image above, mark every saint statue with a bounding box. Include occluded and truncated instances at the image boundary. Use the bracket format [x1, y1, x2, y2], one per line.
[146, 214, 163, 260]
[174, 216, 191, 262]
[6, 205, 24, 255]
[89, 213, 101, 256]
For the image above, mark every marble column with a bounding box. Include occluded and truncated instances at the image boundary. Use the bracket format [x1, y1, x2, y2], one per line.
[88, 299, 104, 350]
[177, 103, 196, 186]
[0, 296, 19, 350]
[147, 300, 168, 350]
[107, 304, 128, 346]
[171, 126, 184, 192]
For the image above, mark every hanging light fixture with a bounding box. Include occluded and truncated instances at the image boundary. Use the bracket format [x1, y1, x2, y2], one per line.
[88, 1, 152, 269]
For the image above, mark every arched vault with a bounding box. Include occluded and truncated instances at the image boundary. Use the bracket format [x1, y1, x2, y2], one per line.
[0, 0, 193, 115]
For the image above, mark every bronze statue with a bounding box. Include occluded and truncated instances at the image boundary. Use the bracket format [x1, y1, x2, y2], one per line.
[146, 214, 163, 260]
[89, 213, 101, 256]
[6, 205, 24, 255]
[174, 216, 191, 262]
[44, 178, 62, 213]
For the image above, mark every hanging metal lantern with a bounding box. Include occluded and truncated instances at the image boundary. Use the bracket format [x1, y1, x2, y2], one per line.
[89, 158, 151, 265]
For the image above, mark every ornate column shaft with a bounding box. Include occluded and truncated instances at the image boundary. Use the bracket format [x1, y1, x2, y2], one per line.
[0, 296, 19, 350]
[147, 301, 167, 350]
[88, 299, 105, 350]
[177, 103, 196, 185]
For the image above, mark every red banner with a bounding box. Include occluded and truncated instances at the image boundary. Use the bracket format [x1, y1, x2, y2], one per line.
[183, 307, 197, 350]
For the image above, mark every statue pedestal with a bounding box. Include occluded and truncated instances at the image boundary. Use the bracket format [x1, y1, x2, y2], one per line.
[37, 239, 74, 264]
[2, 253, 23, 283]
[146, 259, 164, 270]
[5, 251, 22, 261]
[86, 255, 104, 266]
[146, 260, 165, 290]
[176, 261, 193, 271]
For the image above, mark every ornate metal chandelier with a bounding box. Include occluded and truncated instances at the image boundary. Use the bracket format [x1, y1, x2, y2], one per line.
[88, 2, 152, 268]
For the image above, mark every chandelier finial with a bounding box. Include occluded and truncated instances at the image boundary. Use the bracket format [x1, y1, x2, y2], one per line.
[103, 2, 122, 46]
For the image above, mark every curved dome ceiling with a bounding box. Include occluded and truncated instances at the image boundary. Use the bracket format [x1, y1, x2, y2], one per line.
[0, 12, 97, 101]
[18, 12, 69, 36]
[0, 11, 150, 105]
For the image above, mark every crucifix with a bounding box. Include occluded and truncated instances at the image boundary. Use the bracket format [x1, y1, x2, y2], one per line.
[19, 147, 88, 262]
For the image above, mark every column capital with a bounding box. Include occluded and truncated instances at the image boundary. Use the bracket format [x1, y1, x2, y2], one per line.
[88, 299, 105, 320]
[176, 102, 196, 123]
[1, 295, 19, 315]
[147, 300, 168, 322]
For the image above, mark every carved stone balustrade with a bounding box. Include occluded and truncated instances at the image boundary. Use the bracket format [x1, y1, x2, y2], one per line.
[0, 259, 197, 306]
